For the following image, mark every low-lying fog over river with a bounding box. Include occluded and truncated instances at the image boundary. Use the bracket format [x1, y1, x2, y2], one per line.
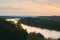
[6, 19, 60, 39]
[21, 24, 60, 39]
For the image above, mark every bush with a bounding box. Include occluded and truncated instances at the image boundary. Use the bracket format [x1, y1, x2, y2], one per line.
[0, 18, 27, 40]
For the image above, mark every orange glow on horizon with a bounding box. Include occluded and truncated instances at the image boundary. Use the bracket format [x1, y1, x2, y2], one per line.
[0, 1, 60, 16]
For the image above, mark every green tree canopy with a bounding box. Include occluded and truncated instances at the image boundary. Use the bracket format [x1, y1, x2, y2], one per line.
[0, 18, 27, 40]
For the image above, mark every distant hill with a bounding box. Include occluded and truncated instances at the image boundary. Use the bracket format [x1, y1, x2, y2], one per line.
[37, 16, 60, 19]
[20, 17, 60, 31]
[0, 16, 22, 19]
[0, 16, 60, 19]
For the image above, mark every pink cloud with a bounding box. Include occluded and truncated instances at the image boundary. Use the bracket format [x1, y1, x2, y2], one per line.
[0, 0, 60, 16]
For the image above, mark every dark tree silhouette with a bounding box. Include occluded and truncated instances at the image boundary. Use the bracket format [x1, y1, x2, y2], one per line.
[27, 32, 45, 40]
[58, 38, 60, 40]
[0, 18, 27, 40]
[20, 17, 60, 31]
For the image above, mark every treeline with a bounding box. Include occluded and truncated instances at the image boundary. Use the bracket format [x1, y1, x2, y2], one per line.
[0, 18, 27, 40]
[20, 17, 60, 31]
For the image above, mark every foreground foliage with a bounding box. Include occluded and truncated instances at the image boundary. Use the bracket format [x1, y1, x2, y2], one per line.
[0, 18, 27, 40]
[27, 32, 45, 40]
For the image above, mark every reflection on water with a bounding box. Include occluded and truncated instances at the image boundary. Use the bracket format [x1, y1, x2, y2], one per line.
[21, 24, 60, 39]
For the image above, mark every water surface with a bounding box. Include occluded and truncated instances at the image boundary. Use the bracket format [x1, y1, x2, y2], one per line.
[21, 24, 60, 39]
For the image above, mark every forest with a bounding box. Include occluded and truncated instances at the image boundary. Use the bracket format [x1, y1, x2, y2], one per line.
[0, 18, 46, 40]
[20, 17, 60, 31]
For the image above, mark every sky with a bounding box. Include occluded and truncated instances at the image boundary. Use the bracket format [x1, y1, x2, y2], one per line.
[0, 0, 60, 16]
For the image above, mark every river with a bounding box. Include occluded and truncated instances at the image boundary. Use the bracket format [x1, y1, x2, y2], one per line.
[6, 19, 60, 39]
[21, 24, 60, 39]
